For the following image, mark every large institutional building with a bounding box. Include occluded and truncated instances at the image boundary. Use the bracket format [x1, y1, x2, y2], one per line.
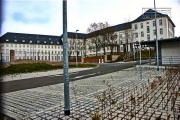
[0, 9, 176, 62]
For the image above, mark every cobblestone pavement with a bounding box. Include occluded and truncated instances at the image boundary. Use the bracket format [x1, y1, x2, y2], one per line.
[0, 66, 179, 119]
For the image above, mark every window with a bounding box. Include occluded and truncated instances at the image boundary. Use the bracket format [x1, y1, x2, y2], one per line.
[141, 31, 144, 37]
[153, 30, 156, 35]
[23, 44, 25, 47]
[120, 34, 122, 38]
[14, 39, 17, 42]
[22, 40, 25, 42]
[160, 28, 163, 34]
[6, 44, 9, 47]
[146, 22, 149, 24]
[19, 49, 21, 54]
[141, 23, 143, 28]
[1, 44, 4, 47]
[19, 44, 21, 48]
[6, 56, 9, 62]
[11, 44, 13, 47]
[135, 33, 138, 38]
[135, 24, 138, 30]
[153, 21, 156, 26]
[147, 34, 150, 41]
[6, 49, 9, 54]
[15, 44, 17, 48]
[159, 19, 162, 25]
[147, 26, 150, 33]
[27, 44, 29, 48]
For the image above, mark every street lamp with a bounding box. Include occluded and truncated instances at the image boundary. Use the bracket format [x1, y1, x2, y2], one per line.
[76, 29, 79, 67]
[134, 41, 139, 65]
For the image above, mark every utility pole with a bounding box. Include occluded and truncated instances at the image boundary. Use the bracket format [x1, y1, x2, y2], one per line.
[76, 29, 79, 67]
[63, 0, 70, 115]
[154, 0, 159, 71]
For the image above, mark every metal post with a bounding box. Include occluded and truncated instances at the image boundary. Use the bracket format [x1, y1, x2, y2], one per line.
[76, 29, 79, 67]
[149, 47, 151, 65]
[49, 52, 50, 61]
[63, 0, 70, 115]
[0, 53, 2, 62]
[25, 51, 26, 59]
[139, 40, 142, 79]
[154, 0, 159, 71]
[33, 44, 34, 60]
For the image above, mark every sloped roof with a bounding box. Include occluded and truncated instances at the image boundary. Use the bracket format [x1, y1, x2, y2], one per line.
[60, 32, 87, 39]
[132, 9, 175, 27]
[0, 32, 63, 45]
[111, 22, 132, 31]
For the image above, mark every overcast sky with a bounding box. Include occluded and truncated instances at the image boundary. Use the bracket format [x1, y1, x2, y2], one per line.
[1, 0, 180, 37]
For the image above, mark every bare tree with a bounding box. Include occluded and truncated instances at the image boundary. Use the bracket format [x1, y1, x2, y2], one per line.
[87, 23, 102, 56]
[100, 22, 117, 55]
[121, 18, 135, 52]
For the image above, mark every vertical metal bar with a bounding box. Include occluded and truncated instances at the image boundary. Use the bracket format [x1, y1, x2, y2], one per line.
[76, 31, 78, 67]
[0, 53, 2, 62]
[154, 0, 159, 71]
[63, 0, 70, 115]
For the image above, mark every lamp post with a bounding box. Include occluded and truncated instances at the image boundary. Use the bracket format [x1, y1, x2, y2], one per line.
[134, 41, 139, 65]
[154, 0, 159, 71]
[63, 0, 70, 115]
[76, 29, 79, 67]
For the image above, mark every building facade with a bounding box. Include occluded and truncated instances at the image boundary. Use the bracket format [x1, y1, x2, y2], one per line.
[0, 32, 63, 62]
[0, 9, 176, 62]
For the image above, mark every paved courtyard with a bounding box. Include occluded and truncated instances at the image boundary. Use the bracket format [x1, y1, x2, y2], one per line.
[0, 66, 180, 119]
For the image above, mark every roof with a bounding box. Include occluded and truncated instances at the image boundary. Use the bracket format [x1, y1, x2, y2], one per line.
[60, 32, 87, 39]
[0, 32, 63, 45]
[132, 9, 175, 27]
[111, 22, 132, 31]
[141, 37, 180, 46]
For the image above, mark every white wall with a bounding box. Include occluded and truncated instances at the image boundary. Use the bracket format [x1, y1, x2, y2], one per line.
[161, 42, 180, 65]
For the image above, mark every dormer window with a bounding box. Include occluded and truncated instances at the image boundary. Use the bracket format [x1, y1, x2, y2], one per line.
[37, 41, 40, 43]
[6, 39, 9, 41]
[14, 39, 17, 42]
[29, 40, 32, 43]
[44, 41, 46, 43]
[51, 41, 53, 44]
[57, 42, 59, 44]
[49, 38, 51, 40]
[22, 40, 25, 42]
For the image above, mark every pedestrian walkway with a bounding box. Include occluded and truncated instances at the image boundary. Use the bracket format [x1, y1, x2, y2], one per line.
[0, 65, 179, 119]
